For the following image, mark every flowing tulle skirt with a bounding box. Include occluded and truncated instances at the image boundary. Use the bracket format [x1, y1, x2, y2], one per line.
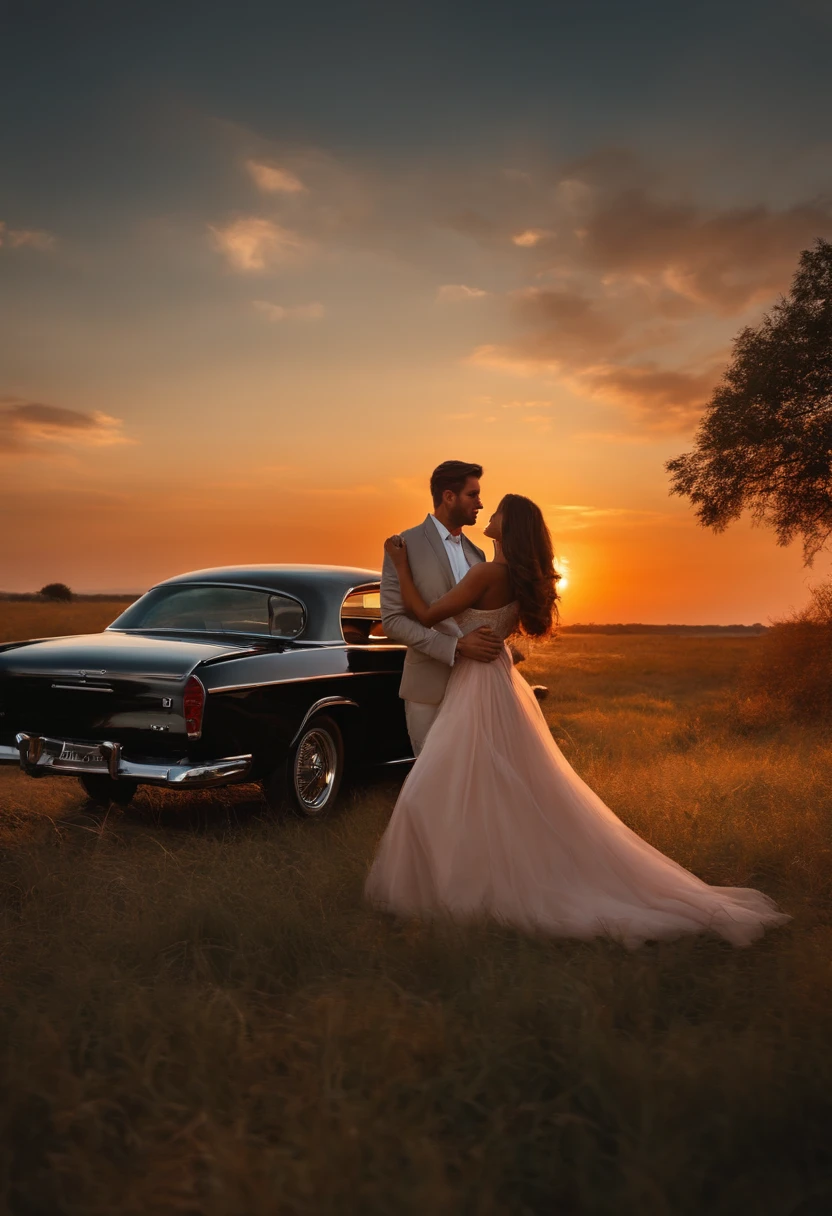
[365, 645, 790, 948]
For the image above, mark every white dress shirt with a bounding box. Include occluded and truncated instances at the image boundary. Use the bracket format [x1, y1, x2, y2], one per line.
[430, 514, 472, 584]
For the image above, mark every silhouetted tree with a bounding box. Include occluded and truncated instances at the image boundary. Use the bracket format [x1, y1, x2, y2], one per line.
[39, 582, 73, 602]
[667, 238, 832, 563]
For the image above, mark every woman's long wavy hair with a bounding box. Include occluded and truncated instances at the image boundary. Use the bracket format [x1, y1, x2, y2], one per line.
[498, 493, 560, 638]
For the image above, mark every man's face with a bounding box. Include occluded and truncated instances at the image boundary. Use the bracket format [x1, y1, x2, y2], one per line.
[447, 477, 482, 528]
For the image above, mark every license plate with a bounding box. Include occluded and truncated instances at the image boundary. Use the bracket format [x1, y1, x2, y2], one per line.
[58, 743, 105, 765]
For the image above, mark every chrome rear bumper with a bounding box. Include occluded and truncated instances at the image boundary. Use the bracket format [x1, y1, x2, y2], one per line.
[0, 734, 252, 789]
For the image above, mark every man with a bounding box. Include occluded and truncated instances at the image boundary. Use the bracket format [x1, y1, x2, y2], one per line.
[381, 459, 503, 755]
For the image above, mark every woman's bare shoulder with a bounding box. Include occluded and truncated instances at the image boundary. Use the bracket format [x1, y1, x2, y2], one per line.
[461, 561, 493, 586]
[461, 561, 510, 592]
[479, 561, 511, 583]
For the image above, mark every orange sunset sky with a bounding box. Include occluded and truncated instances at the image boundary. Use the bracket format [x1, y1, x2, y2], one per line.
[2, 1, 832, 622]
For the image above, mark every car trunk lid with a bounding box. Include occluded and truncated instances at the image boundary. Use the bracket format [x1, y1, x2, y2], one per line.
[0, 631, 265, 755]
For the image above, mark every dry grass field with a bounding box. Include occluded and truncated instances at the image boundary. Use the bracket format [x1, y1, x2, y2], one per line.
[1, 604, 830, 1214]
[0, 600, 131, 645]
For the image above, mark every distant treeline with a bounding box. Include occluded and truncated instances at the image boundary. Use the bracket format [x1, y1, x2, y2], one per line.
[0, 594, 768, 633]
[0, 593, 138, 603]
[561, 623, 768, 635]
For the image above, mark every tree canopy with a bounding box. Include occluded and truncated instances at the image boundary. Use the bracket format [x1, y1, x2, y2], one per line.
[39, 582, 73, 602]
[667, 238, 832, 563]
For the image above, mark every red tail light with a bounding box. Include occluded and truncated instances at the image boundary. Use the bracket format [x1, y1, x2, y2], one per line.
[183, 675, 205, 739]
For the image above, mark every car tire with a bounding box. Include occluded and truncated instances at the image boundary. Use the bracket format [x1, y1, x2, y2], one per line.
[79, 774, 139, 808]
[263, 714, 345, 818]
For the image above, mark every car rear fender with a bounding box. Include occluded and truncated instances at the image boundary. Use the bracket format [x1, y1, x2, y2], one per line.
[291, 696, 361, 751]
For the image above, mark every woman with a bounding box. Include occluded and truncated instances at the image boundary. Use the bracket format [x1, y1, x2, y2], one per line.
[365, 493, 789, 948]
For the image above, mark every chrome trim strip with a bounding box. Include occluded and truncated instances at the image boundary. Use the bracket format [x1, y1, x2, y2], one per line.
[378, 756, 415, 767]
[144, 580, 306, 598]
[51, 683, 114, 693]
[293, 640, 405, 650]
[164, 756, 252, 786]
[347, 644, 406, 651]
[208, 670, 384, 695]
[10, 732, 252, 788]
[114, 628, 278, 640]
[25, 667, 185, 681]
[291, 640, 348, 648]
[290, 696, 359, 746]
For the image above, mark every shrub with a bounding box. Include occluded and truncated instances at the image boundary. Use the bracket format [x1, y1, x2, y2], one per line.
[739, 583, 832, 722]
[38, 582, 73, 602]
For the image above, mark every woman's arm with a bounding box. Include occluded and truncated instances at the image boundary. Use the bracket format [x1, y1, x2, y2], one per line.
[383, 535, 491, 626]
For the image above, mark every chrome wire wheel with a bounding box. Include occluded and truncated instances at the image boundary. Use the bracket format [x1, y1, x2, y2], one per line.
[262, 714, 345, 818]
[293, 725, 339, 813]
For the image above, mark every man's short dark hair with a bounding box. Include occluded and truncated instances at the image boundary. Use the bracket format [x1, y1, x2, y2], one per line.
[430, 460, 483, 508]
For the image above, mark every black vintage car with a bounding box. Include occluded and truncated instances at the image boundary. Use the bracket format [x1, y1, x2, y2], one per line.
[0, 566, 412, 816]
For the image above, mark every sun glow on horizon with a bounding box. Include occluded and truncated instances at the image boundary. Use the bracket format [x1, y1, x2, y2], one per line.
[555, 554, 570, 595]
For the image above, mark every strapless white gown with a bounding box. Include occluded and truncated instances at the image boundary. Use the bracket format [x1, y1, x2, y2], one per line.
[365, 603, 790, 948]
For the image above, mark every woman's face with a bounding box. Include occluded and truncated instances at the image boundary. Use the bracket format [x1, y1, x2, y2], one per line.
[483, 508, 503, 541]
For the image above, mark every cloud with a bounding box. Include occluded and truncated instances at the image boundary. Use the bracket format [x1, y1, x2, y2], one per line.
[511, 229, 551, 247]
[513, 285, 636, 360]
[562, 361, 722, 431]
[468, 284, 645, 376]
[208, 217, 311, 270]
[440, 150, 831, 315]
[554, 178, 593, 210]
[0, 400, 133, 456]
[578, 189, 832, 314]
[420, 150, 832, 432]
[436, 283, 489, 301]
[545, 503, 675, 531]
[253, 299, 325, 321]
[469, 278, 728, 430]
[218, 133, 380, 248]
[0, 221, 56, 251]
[472, 342, 720, 432]
[213, 138, 831, 434]
[246, 159, 306, 194]
[224, 137, 831, 313]
[443, 208, 500, 243]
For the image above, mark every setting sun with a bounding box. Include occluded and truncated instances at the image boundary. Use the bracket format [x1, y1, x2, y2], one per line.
[555, 555, 571, 595]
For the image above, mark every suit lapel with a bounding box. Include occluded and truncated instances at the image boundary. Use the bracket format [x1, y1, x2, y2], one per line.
[461, 534, 485, 566]
[422, 514, 456, 592]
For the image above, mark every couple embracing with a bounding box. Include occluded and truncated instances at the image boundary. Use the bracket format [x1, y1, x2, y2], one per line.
[365, 460, 789, 948]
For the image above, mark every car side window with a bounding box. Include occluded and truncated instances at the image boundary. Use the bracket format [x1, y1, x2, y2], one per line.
[268, 594, 305, 638]
[341, 588, 388, 644]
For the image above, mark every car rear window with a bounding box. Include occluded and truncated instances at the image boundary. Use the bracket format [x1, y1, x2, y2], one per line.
[112, 586, 305, 638]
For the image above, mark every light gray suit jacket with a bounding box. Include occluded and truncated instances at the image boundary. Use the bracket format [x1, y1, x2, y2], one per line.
[381, 514, 486, 705]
